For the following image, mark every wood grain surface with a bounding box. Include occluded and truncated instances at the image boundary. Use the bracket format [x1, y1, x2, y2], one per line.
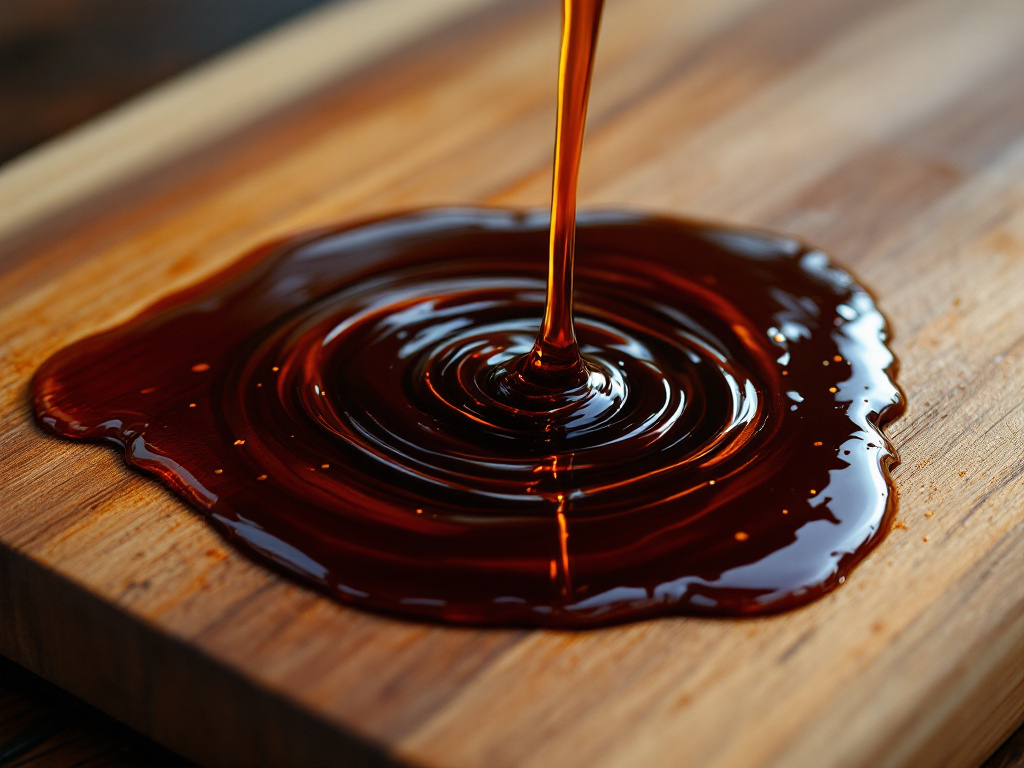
[3, 0, 1024, 766]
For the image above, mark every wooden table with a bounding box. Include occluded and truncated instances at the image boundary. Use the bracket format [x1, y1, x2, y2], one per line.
[4, 0, 1024, 766]
[0, 655, 189, 766]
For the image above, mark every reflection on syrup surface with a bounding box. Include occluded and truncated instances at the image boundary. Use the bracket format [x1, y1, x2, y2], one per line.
[33, 208, 904, 626]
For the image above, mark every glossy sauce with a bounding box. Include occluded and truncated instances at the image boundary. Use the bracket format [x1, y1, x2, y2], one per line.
[32, 0, 903, 626]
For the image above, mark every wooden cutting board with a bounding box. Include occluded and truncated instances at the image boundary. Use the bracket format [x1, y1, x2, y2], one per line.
[3, 0, 1024, 765]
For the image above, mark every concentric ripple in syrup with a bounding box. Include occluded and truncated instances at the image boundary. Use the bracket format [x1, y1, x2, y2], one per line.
[33, 208, 904, 625]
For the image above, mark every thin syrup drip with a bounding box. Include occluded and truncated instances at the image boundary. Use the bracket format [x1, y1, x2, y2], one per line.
[522, 0, 603, 384]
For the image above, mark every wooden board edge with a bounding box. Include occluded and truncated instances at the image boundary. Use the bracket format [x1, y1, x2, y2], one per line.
[0, 543, 410, 768]
[892, 612, 1024, 768]
[0, 0, 500, 242]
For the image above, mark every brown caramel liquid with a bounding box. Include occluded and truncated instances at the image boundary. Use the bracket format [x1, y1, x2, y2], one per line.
[32, 1, 903, 626]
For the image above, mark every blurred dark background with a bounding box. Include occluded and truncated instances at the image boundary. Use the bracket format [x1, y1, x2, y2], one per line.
[0, 0, 329, 165]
